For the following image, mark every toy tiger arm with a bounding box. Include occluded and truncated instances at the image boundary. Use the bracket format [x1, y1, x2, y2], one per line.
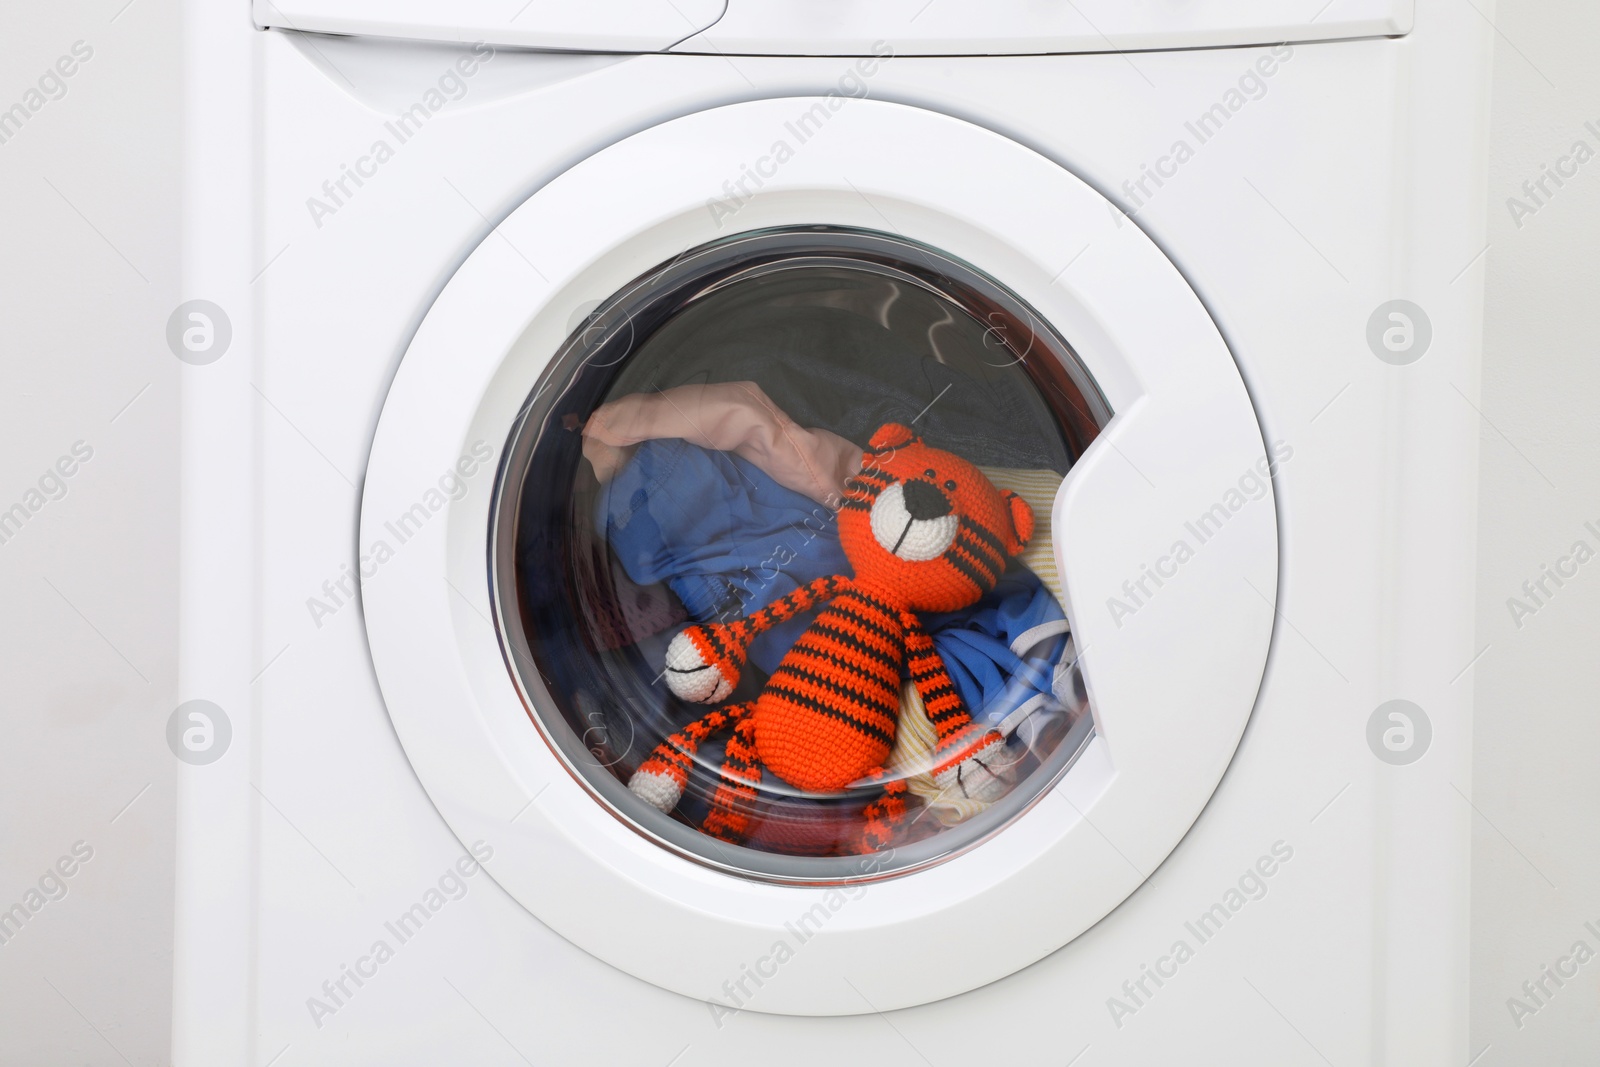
[662, 574, 853, 704]
[901, 610, 1013, 802]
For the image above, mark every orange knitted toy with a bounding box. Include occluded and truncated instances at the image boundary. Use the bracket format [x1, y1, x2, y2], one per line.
[627, 423, 1036, 851]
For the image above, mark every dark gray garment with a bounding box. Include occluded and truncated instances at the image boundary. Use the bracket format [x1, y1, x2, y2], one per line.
[605, 270, 1073, 473]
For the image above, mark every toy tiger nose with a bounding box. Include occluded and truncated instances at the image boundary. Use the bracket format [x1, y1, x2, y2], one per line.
[628, 423, 1036, 852]
[872, 471, 958, 561]
[901, 477, 953, 518]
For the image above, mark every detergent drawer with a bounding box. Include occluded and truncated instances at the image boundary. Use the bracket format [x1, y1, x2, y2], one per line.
[251, 0, 724, 52]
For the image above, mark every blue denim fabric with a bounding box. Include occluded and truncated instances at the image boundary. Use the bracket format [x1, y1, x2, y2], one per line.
[924, 570, 1069, 729]
[597, 438, 846, 673]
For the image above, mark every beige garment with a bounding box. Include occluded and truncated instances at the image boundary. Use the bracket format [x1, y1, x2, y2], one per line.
[581, 381, 864, 506]
[977, 466, 1065, 605]
[885, 680, 993, 826]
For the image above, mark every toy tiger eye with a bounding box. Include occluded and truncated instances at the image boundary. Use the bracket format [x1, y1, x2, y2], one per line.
[628, 423, 1034, 851]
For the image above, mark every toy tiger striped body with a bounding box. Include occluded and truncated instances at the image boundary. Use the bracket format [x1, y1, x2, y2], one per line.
[627, 423, 1036, 852]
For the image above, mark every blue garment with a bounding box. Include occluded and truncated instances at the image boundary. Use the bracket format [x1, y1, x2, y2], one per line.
[599, 439, 1069, 718]
[925, 570, 1070, 730]
[598, 439, 847, 672]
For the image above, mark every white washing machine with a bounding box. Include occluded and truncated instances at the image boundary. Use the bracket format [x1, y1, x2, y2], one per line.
[174, 1, 1492, 1063]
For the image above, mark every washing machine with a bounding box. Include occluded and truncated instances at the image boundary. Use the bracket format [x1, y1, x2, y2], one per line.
[173, 1, 1492, 1063]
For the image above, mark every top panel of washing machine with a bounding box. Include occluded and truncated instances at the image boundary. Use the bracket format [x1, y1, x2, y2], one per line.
[252, 0, 1413, 54]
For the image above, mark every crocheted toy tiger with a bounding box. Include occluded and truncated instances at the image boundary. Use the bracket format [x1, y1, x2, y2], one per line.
[627, 423, 1035, 851]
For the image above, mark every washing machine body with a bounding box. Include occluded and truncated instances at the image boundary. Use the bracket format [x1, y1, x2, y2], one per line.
[173, 2, 1492, 1064]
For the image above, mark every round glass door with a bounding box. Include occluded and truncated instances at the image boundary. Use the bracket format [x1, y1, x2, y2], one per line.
[360, 96, 1277, 1011]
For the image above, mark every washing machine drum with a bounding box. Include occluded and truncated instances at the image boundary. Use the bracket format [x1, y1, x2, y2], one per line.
[362, 98, 1278, 1015]
[504, 228, 1106, 881]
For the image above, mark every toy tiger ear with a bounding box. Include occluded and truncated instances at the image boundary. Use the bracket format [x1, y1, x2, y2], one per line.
[867, 423, 919, 453]
[1005, 491, 1034, 555]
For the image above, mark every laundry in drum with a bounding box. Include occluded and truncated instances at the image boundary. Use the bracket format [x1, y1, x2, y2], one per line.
[620, 423, 1039, 851]
[570, 381, 1086, 857]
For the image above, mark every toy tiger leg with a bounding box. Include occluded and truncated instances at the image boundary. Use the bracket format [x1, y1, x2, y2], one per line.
[627, 702, 755, 813]
[701, 714, 765, 843]
[901, 612, 1014, 802]
[854, 768, 910, 853]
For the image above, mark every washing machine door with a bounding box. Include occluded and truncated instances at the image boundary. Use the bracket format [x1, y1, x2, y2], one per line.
[361, 98, 1278, 1015]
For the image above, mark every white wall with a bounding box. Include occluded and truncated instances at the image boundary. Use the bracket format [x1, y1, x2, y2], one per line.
[0, 2, 180, 1065]
[1470, 0, 1600, 1061]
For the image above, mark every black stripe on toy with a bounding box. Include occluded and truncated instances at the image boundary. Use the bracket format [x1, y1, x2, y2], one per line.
[764, 683, 896, 748]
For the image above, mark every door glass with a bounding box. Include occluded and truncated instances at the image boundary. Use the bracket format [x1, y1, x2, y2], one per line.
[492, 227, 1109, 883]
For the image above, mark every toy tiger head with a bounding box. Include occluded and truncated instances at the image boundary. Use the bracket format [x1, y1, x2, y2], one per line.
[837, 423, 1035, 613]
